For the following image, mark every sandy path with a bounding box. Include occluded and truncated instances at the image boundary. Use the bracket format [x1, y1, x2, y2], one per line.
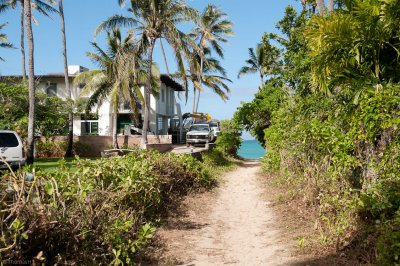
[154, 161, 295, 265]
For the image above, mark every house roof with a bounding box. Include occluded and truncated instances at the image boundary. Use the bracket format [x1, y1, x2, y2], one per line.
[160, 74, 184, 91]
[0, 73, 185, 91]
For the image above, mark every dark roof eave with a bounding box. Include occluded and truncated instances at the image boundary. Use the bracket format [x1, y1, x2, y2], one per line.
[160, 74, 184, 92]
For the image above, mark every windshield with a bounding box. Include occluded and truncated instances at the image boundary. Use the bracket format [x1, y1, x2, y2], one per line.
[189, 125, 209, 132]
[210, 122, 219, 128]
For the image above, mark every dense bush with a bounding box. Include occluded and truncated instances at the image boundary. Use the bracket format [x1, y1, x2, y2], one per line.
[214, 119, 242, 156]
[0, 149, 216, 264]
[235, 1, 400, 264]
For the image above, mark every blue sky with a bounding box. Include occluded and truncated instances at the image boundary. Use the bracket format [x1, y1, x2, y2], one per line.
[0, 0, 300, 139]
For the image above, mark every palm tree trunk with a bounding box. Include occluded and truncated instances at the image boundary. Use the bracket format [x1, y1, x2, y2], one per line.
[316, 0, 326, 15]
[112, 105, 119, 149]
[327, 0, 334, 12]
[192, 87, 196, 114]
[59, 0, 73, 157]
[159, 38, 170, 75]
[20, 0, 26, 81]
[141, 39, 156, 148]
[301, 0, 307, 11]
[195, 49, 204, 113]
[24, 0, 35, 165]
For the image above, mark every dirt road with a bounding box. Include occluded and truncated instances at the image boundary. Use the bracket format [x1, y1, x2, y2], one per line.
[154, 161, 298, 265]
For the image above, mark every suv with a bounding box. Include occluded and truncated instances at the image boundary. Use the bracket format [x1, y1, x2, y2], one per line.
[186, 124, 212, 147]
[209, 121, 221, 142]
[0, 130, 25, 170]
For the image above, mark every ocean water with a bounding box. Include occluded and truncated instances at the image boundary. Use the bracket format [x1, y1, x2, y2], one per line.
[237, 140, 265, 160]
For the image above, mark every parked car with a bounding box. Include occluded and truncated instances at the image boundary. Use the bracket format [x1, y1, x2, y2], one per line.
[0, 130, 25, 170]
[186, 124, 212, 147]
[209, 120, 221, 142]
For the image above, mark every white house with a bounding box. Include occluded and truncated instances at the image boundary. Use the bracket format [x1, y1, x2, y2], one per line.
[3, 65, 184, 138]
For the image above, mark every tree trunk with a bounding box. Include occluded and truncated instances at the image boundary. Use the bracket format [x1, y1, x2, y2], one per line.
[20, 0, 26, 81]
[112, 105, 119, 149]
[159, 38, 170, 75]
[59, 0, 73, 157]
[192, 87, 196, 114]
[24, 0, 35, 165]
[301, 0, 307, 11]
[316, 0, 326, 15]
[194, 54, 204, 113]
[327, 0, 334, 13]
[141, 39, 155, 149]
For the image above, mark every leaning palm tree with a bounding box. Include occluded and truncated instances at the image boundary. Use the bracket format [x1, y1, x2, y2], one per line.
[182, 48, 231, 112]
[0, 23, 13, 60]
[1, 0, 57, 80]
[74, 29, 151, 148]
[24, 0, 35, 164]
[97, 0, 196, 148]
[190, 4, 233, 113]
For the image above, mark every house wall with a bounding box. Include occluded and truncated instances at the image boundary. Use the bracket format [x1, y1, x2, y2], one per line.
[37, 77, 80, 100]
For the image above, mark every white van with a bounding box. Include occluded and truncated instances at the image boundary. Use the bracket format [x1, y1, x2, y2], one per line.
[0, 130, 25, 170]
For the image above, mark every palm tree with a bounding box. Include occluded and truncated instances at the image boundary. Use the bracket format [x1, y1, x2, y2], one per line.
[1, 0, 57, 80]
[190, 4, 233, 113]
[0, 23, 13, 60]
[316, 0, 326, 14]
[74, 29, 150, 148]
[238, 36, 280, 85]
[178, 48, 231, 112]
[97, 0, 196, 148]
[24, 0, 35, 164]
[57, 0, 73, 157]
[327, 0, 334, 12]
[238, 44, 266, 84]
[305, 0, 400, 94]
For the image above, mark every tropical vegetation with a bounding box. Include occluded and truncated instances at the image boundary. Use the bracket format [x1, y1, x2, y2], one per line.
[235, 1, 400, 264]
[0, 149, 222, 264]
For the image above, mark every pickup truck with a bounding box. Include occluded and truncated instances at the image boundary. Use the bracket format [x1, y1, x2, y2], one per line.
[186, 124, 212, 147]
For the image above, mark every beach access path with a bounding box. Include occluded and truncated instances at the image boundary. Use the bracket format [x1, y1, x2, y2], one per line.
[152, 160, 308, 265]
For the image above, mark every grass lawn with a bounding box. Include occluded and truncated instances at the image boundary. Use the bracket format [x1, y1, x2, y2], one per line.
[33, 158, 78, 172]
[34, 157, 99, 172]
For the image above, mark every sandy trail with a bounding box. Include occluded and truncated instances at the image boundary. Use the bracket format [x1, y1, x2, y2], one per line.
[155, 161, 295, 265]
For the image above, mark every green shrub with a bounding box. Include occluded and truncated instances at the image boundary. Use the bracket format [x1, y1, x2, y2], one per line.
[215, 119, 242, 156]
[0, 149, 216, 264]
[35, 140, 67, 158]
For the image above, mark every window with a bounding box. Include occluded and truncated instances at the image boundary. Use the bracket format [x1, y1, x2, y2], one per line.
[161, 88, 165, 102]
[46, 83, 57, 97]
[81, 121, 99, 135]
[0, 133, 19, 147]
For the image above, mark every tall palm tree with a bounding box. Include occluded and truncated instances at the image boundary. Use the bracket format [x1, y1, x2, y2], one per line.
[2, 0, 56, 80]
[97, 0, 196, 148]
[190, 4, 233, 113]
[57, 0, 73, 157]
[178, 48, 231, 112]
[316, 0, 326, 14]
[327, 0, 334, 12]
[0, 23, 13, 60]
[74, 29, 150, 148]
[24, 0, 35, 164]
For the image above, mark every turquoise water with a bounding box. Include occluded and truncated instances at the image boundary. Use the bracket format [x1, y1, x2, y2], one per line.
[237, 140, 265, 160]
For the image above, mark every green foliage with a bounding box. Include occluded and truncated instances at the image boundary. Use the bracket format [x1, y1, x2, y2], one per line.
[0, 149, 217, 264]
[237, 1, 400, 263]
[234, 81, 286, 145]
[215, 119, 242, 156]
[0, 82, 69, 137]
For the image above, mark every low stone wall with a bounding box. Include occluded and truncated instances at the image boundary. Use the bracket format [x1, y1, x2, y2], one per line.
[39, 135, 172, 157]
